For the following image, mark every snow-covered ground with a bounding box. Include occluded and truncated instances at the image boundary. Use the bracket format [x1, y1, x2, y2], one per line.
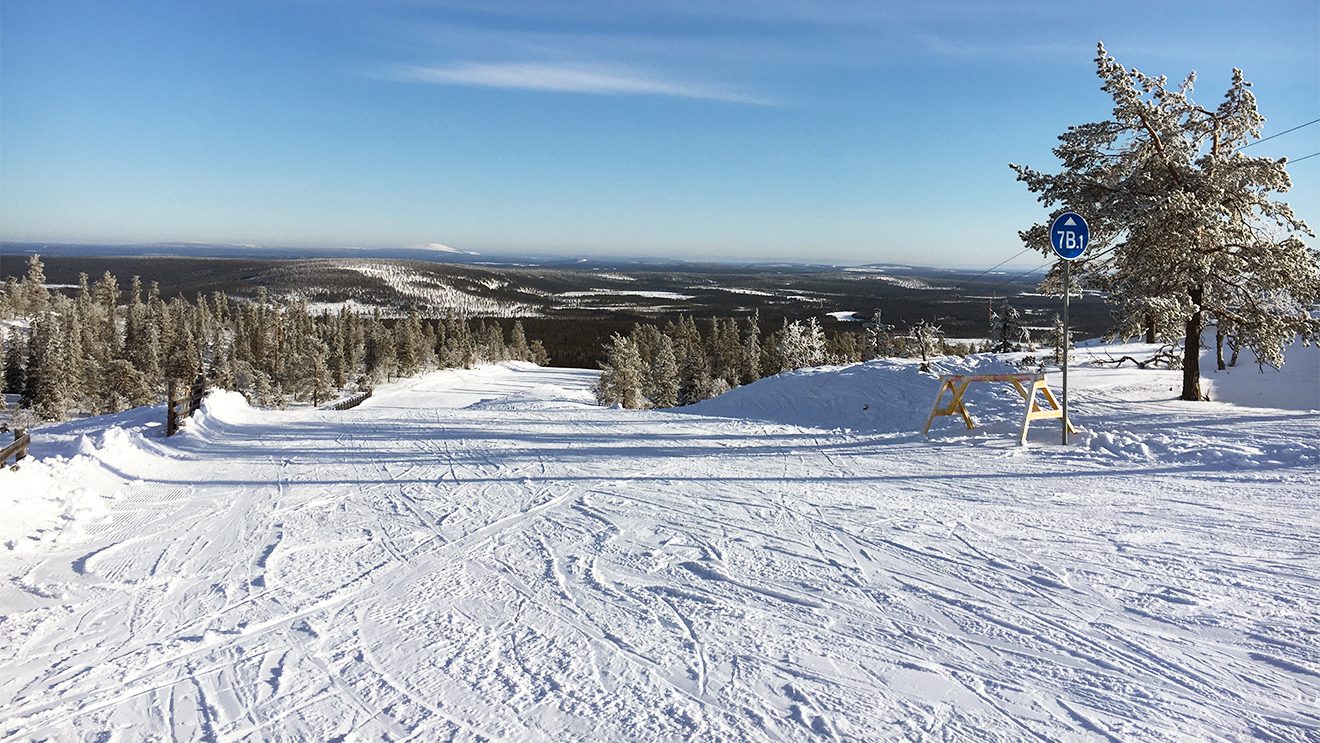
[1, 349, 1318, 740]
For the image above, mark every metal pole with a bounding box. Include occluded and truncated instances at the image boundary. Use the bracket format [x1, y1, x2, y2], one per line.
[1062, 260, 1070, 445]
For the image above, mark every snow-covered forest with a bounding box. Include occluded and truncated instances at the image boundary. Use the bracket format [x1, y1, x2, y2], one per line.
[0, 256, 549, 422]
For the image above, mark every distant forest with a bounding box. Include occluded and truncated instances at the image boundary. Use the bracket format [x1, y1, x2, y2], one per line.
[0, 256, 548, 421]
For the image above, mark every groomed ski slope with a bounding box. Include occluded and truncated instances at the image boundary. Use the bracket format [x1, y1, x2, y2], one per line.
[2, 348, 1318, 741]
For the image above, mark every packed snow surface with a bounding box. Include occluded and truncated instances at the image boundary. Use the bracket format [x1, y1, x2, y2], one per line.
[2, 354, 1318, 740]
[1202, 335, 1320, 411]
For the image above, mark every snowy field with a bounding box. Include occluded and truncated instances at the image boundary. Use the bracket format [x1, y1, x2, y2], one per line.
[1, 347, 1318, 740]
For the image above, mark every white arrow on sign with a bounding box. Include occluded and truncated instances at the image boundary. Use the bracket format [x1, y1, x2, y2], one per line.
[1063, 216, 1076, 226]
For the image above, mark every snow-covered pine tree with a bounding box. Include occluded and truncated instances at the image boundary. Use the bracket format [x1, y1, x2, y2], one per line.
[1012, 43, 1320, 400]
[164, 309, 200, 383]
[95, 271, 121, 362]
[740, 311, 763, 384]
[648, 334, 680, 408]
[508, 320, 531, 361]
[1046, 313, 1072, 365]
[441, 311, 472, 368]
[675, 316, 714, 405]
[286, 336, 334, 405]
[863, 308, 893, 360]
[23, 255, 50, 315]
[630, 323, 664, 370]
[479, 321, 506, 363]
[100, 358, 155, 412]
[778, 318, 826, 370]
[3, 330, 25, 395]
[252, 369, 276, 408]
[527, 339, 550, 366]
[395, 309, 423, 375]
[23, 312, 72, 419]
[596, 333, 645, 408]
[706, 317, 740, 388]
[62, 303, 93, 413]
[989, 299, 1030, 353]
[910, 320, 943, 372]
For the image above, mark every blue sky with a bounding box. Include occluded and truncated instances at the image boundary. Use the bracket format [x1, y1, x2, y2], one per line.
[1, 0, 1316, 267]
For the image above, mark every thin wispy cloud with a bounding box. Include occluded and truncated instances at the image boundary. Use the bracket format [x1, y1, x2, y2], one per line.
[385, 61, 773, 105]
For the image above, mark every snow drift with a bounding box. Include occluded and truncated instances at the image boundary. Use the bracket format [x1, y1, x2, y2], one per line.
[684, 355, 1025, 435]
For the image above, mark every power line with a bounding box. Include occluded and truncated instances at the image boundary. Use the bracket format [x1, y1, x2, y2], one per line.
[1237, 118, 1320, 150]
[985, 258, 1052, 297]
[955, 246, 1034, 288]
[1288, 151, 1320, 164]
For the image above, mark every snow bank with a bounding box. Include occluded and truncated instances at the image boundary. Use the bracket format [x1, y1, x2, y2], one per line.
[684, 355, 1023, 434]
[0, 422, 163, 553]
[185, 389, 261, 431]
[1203, 336, 1320, 411]
[0, 397, 222, 553]
[0, 459, 109, 553]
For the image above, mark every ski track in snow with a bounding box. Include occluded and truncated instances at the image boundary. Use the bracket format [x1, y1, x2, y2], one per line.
[1, 362, 1318, 741]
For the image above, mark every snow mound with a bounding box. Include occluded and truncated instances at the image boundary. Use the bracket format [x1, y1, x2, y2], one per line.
[684, 355, 1023, 434]
[1204, 336, 1320, 411]
[189, 389, 260, 428]
[0, 424, 159, 553]
[1, 459, 110, 553]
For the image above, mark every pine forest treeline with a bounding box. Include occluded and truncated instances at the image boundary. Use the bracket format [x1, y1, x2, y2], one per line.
[0, 256, 549, 421]
[596, 312, 979, 409]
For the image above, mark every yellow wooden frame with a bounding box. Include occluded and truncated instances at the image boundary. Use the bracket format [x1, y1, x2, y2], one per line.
[922, 373, 1075, 445]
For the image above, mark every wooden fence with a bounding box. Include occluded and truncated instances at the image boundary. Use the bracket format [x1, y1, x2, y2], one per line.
[167, 374, 209, 436]
[2, 428, 30, 469]
[326, 389, 372, 411]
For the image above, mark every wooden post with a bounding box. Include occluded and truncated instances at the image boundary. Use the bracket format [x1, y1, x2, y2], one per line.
[167, 379, 179, 436]
[3, 428, 30, 469]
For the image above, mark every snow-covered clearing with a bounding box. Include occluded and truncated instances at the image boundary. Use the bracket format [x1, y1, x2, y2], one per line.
[557, 289, 696, 301]
[337, 263, 538, 317]
[2, 352, 1318, 740]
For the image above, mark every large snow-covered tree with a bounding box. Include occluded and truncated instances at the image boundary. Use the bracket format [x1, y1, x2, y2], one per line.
[1012, 43, 1319, 401]
[596, 333, 645, 408]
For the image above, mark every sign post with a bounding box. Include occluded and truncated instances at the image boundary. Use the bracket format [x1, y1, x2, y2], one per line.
[1049, 212, 1089, 445]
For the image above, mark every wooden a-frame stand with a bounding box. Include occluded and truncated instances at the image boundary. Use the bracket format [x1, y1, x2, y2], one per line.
[922, 373, 1075, 446]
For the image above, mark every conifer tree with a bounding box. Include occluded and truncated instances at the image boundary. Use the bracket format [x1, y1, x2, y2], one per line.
[910, 320, 944, 372]
[509, 320, 531, 361]
[778, 319, 826, 370]
[646, 334, 680, 408]
[24, 312, 71, 419]
[1012, 43, 1319, 400]
[1046, 313, 1072, 365]
[989, 299, 1030, 353]
[527, 339, 550, 366]
[23, 255, 50, 314]
[100, 359, 155, 412]
[3, 331, 25, 395]
[480, 321, 506, 363]
[864, 309, 893, 360]
[1, 276, 21, 317]
[396, 309, 423, 375]
[95, 271, 121, 361]
[596, 333, 645, 408]
[740, 311, 763, 383]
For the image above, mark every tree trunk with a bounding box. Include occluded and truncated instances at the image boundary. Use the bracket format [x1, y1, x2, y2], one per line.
[1181, 288, 1204, 401]
[1145, 314, 1156, 344]
[1229, 339, 1240, 367]
[1215, 326, 1226, 371]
